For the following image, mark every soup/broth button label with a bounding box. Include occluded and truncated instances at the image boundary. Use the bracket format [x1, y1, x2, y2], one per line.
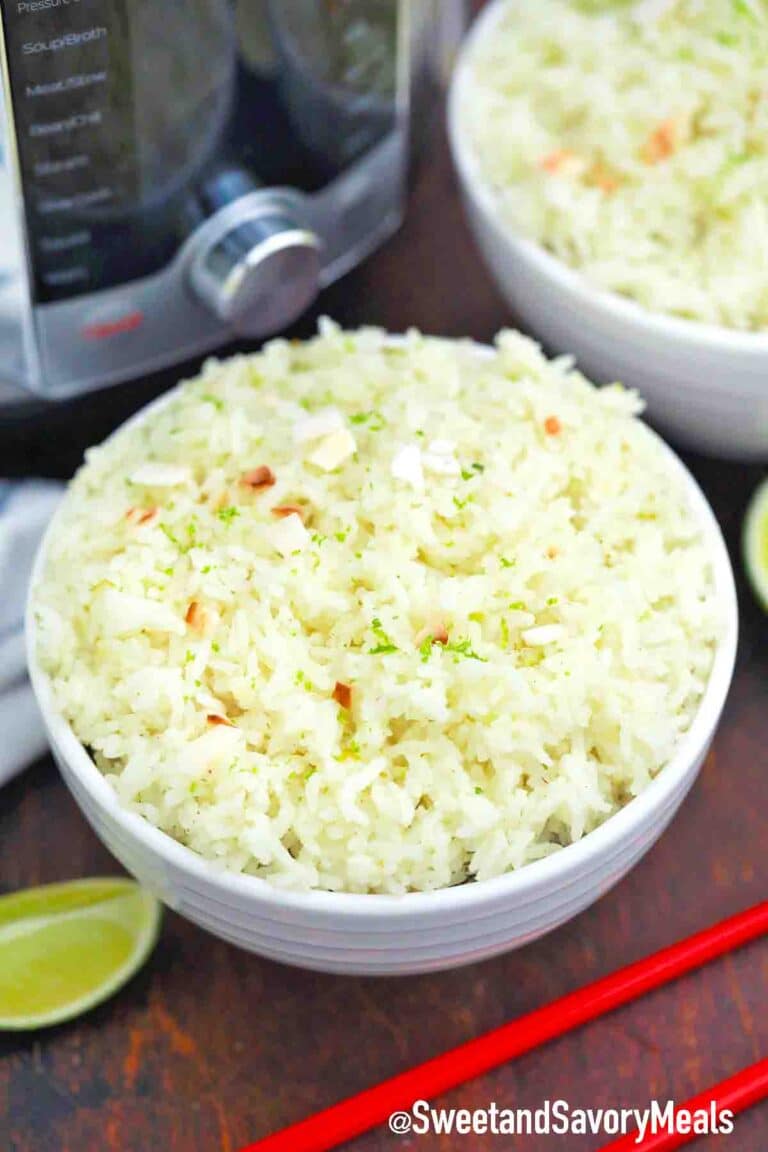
[21, 24, 107, 54]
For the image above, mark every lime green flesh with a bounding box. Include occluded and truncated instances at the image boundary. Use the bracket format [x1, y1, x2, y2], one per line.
[0, 879, 161, 1030]
[744, 479, 768, 611]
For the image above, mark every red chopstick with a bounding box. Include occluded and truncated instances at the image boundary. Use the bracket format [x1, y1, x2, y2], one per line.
[598, 1056, 768, 1151]
[239, 901, 768, 1152]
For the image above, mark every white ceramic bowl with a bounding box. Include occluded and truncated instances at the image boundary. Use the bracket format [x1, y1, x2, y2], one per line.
[448, 0, 768, 462]
[26, 379, 738, 976]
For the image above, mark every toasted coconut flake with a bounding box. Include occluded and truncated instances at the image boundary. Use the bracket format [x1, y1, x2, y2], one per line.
[125, 506, 158, 526]
[522, 624, 565, 646]
[332, 681, 353, 709]
[207, 713, 235, 727]
[129, 463, 191, 487]
[544, 415, 562, 436]
[293, 408, 346, 444]
[308, 428, 357, 472]
[415, 622, 449, 647]
[269, 513, 310, 557]
[272, 503, 308, 522]
[391, 444, 424, 491]
[641, 118, 677, 165]
[541, 149, 568, 172]
[539, 148, 584, 177]
[185, 600, 207, 632]
[240, 466, 276, 490]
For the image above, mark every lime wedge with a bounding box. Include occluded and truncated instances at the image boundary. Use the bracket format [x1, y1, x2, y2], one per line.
[0, 878, 161, 1030]
[744, 478, 768, 612]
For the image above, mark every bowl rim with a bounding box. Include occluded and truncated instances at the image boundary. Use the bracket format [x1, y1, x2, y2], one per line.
[447, 0, 768, 357]
[26, 342, 738, 918]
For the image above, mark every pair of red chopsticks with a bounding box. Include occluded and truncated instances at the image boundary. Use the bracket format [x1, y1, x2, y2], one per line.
[239, 901, 768, 1152]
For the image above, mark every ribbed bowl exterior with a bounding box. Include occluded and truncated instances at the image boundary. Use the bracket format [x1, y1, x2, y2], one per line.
[50, 730, 708, 975]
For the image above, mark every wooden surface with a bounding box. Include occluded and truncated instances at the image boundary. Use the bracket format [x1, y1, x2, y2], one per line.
[2, 120, 767, 1152]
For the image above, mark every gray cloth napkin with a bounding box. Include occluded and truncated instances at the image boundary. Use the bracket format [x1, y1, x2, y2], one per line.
[0, 480, 63, 787]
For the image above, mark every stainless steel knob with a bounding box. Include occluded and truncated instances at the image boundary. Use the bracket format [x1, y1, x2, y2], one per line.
[189, 204, 321, 337]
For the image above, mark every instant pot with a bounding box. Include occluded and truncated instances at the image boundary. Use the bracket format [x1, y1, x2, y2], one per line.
[0, 0, 464, 405]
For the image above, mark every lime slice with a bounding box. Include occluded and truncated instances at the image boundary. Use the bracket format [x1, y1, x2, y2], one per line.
[0, 878, 161, 1030]
[744, 478, 768, 612]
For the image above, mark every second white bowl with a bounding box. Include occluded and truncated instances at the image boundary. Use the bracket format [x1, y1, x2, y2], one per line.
[448, 0, 768, 461]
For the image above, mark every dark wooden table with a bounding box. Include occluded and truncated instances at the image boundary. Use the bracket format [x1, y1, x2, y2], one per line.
[2, 120, 767, 1152]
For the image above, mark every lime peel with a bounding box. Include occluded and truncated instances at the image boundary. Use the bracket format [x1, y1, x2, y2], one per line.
[0, 878, 161, 1030]
[743, 478, 768, 612]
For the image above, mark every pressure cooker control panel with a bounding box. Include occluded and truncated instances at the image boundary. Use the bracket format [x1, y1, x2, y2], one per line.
[0, 0, 421, 396]
[0, 0, 234, 305]
[1, 0, 140, 302]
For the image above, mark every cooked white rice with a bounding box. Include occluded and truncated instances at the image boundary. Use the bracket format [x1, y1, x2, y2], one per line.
[34, 324, 718, 893]
[459, 0, 768, 330]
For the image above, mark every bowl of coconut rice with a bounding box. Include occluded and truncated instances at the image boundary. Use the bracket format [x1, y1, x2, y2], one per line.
[27, 322, 737, 974]
[449, 0, 768, 459]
